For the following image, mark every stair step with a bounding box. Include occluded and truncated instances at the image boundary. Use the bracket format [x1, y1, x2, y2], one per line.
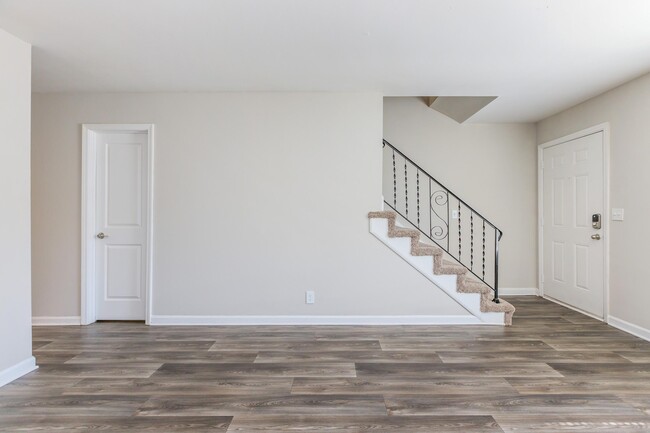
[483, 298, 515, 313]
[367, 211, 396, 219]
[458, 283, 491, 295]
[437, 260, 467, 275]
[389, 227, 420, 238]
[412, 242, 443, 256]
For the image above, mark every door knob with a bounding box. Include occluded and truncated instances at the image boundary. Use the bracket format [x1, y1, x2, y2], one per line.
[96, 232, 109, 239]
[591, 234, 601, 240]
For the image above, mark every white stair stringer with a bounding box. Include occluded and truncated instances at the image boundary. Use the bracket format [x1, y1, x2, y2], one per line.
[369, 216, 506, 325]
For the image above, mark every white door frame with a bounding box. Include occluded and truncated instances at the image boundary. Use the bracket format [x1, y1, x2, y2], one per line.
[538, 123, 610, 321]
[81, 124, 155, 325]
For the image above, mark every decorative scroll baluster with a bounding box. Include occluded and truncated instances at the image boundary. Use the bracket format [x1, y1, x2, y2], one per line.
[482, 221, 486, 280]
[404, 161, 408, 218]
[416, 171, 420, 227]
[392, 151, 397, 208]
[470, 212, 474, 271]
[430, 190, 449, 242]
[446, 190, 450, 251]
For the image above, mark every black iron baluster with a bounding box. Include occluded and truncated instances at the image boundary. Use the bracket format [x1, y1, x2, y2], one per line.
[428, 178, 432, 240]
[470, 212, 474, 271]
[482, 221, 486, 281]
[494, 230, 500, 303]
[416, 171, 420, 227]
[458, 202, 462, 263]
[392, 151, 397, 208]
[404, 160, 408, 218]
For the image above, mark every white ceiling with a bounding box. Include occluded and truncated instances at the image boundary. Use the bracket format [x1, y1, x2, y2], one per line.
[1, 0, 649, 122]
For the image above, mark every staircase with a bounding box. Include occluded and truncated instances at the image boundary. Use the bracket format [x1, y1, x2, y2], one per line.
[370, 140, 515, 325]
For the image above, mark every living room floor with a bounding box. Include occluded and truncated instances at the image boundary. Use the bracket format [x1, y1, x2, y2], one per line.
[1, 296, 650, 432]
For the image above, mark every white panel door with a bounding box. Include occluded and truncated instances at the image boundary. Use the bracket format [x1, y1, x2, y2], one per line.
[543, 132, 604, 318]
[95, 131, 148, 320]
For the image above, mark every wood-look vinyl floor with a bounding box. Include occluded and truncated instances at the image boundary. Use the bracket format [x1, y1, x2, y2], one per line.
[2, 296, 650, 432]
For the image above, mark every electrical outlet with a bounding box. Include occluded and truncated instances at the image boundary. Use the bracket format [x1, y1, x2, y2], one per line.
[451, 210, 459, 219]
[305, 291, 315, 304]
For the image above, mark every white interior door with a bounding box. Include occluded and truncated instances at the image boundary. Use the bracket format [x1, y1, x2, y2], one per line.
[95, 131, 148, 320]
[542, 131, 604, 318]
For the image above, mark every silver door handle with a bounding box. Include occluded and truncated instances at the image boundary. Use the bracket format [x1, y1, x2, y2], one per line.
[96, 232, 109, 239]
[591, 234, 601, 240]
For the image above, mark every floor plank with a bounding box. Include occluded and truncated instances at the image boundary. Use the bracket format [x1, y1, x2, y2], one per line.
[0, 395, 149, 416]
[507, 377, 650, 395]
[254, 350, 443, 363]
[226, 415, 503, 432]
[437, 350, 630, 363]
[34, 363, 162, 378]
[291, 377, 518, 395]
[0, 416, 232, 432]
[380, 339, 555, 352]
[209, 340, 382, 352]
[493, 414, 650, 432]
[547, 362, 650, 377]
[150, 362, 357, 378]
[65, 351, 257, 364]
[136, 395, 387, 416]
[384, 394, 644, 416]
[63, 378, 294, 396]
[356, 362, 562, 378]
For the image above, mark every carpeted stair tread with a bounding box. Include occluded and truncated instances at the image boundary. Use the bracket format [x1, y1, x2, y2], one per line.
[437, 260, 467, 275]
[412, 242, 443, 256]
[457, 283, 491, 295]
[484, 298, 515, 313]
[389, 227, 420, 238]
[482, 298, 515, 326]
[368, 211, 396, 219]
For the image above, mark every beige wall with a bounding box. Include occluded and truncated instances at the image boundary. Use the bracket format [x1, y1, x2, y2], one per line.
[32, 92, 468, 319]
[537, 72, 650, 331]
[384, 97, 538, 290]
[0, 29, 33, 376]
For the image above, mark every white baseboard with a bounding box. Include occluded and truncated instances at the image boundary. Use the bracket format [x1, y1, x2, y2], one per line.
[32, 316, 81, 326]
[608, 315, 650, 342]
[150, 315, 483, 326]
[499, 287, 538, 296]
[0, 357, 37, 388]
[543, 295, 605, 321]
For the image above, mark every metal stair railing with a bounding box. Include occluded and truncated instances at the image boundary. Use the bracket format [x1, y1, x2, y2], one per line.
[382, 139, 503, 302]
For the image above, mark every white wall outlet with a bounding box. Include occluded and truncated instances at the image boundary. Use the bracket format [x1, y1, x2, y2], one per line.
[451, 209, 459, 219]
[612, 208, 624, 221]
[305, 290, 315, 304]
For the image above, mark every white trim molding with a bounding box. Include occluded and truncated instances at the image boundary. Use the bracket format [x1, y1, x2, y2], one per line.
[32, 316, 81, 326]
[150, 315, 483, 326]
[0, 357, 37, 388]
[608, 316, 650, 343]
[81, 124, 155, 325]
[543, 295, 604, 322]
[499, 288, 538, 296]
